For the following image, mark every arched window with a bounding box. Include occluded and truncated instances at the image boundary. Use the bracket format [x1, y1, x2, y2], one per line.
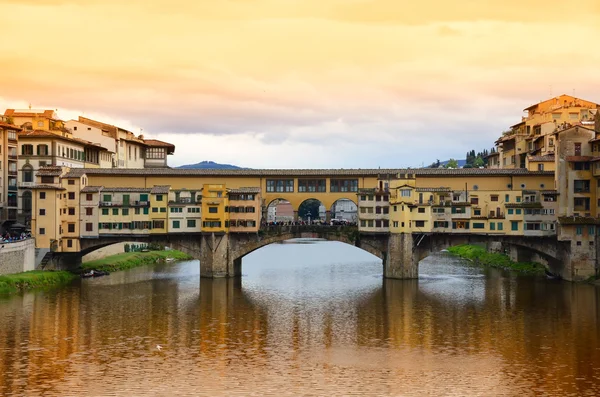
[23, 165, 33, 183]
[22, 191, 32, 213]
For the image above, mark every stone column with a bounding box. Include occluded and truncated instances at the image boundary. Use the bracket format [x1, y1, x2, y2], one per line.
[293, 210, 299, 222]
[200, 233, 231, 278]
[325, 210, 331, 223]
[384, 233, 418, 279]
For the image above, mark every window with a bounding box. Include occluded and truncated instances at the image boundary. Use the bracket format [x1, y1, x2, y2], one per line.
[102, 208, 109, 215]
[298, 179, 326, 192]
[575, 142, 582, 156]
[41, 176, 54, 184]
[143, 208, 149, 215]
[156, 194, 163, 201]
[330, 179, 358, 192]
[86, 207, 93, 216]
[112, 208, 118, 215]
[203, 221, 221, 228]
[67, 240, 73, 248]
[21, 144, 33, 155]
[490, 222, 495, 231]
[152, 220, 165, 229]
[473, 222, 485, 229]
[208, 206, 218, 213]
[39, 192, 46, 199]
[68, 192, 75, 200]
[68, 179, 75, 185]
[415, 220, 425, 228]
[39, 228, 45, 235]
[37, 144, 49, 156]
[516, 209, 522, 215]
[538, 164, 544, 171]
[589, 226, 595, 236]
[400, 189, 411, 197]
[516, 196, 521, 203]
[173, 220, 180, 229]
[68, 223, 75, 233]
[576, 226, 583, 236]
[266, 179, 294, 193]
[574, 180, 590, 193]
[498, 222, 503, 231]
[187, 219, 196, 228]
[68, 207, 75, 215]
[160, 207, 166, 213]
[505, 194, 509, 202]
[491, 195, 498, 202]
[574, 162, 591, 171]
[146, 147, 166, 159]
[511, 221, 519, 231]
[39, 209, 46, 216]
[152, 207, 158, 213]
[418, 207, 425, 213]
[508, 209, 514, 215]
[23, 166, 34, 183]
[86, 223, 93, 232]
[474, 209, 481, 216]
[103, 194, 112, 202]
[470, 197, 479, 205]
[122, 208, 129, 215]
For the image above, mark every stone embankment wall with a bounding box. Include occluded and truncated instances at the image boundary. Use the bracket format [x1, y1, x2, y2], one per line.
[0, 239, 35, 275]
[82, 242, 127, 263]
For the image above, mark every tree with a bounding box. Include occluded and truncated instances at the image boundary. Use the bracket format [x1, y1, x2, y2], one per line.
[299, 199, 321, 220]
[474, 156, 485, 168]
[445, 158, 459, 169]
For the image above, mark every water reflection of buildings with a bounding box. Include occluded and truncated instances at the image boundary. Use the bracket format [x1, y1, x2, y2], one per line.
[1, 264, 600, 395]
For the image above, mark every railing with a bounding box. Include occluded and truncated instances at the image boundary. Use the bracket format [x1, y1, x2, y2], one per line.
[8, 170, 17, 176]
[169, 198, 200, 204]
[99, 201, 150, 207]
[8, 155, 17, 160]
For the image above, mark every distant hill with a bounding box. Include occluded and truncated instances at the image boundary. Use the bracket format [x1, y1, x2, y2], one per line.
[177, 161, 246, 170]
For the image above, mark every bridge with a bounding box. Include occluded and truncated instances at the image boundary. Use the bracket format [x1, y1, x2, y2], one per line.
[49, 225, 574, 279]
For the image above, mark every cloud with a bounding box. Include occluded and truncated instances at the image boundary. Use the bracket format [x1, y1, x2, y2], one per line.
[0, 0, 598, 169]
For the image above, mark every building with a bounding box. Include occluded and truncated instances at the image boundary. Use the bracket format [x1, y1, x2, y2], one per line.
[4, 109, 65, 132]
[493, 95, 599, 170]
[0, 118, 20, 230]
[17, 129, 111, 225]
[66, 117, 175, 168]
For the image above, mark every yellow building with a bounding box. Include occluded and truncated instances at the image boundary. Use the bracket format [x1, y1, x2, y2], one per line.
[201, 184, 228, 233]
[227, 187, 261, 233]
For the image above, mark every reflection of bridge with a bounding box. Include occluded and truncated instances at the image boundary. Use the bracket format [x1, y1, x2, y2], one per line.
[53, 225, 573, 279]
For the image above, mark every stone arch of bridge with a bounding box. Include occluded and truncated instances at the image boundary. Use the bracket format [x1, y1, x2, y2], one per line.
[412, 233, 564, 274]
[230, 229, 385, 274]
[77, 234, 203, 260]
[262, 193, 360, 215]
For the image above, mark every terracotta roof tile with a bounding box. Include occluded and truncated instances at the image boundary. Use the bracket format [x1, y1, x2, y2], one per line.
[81, 186, 103, 193]
[63, 168, 555, 178]
[150, 185, 170, 194]
[144, 139, 175, 148]
[415, 187, 452, 192]
[102, 187, 151, 193]
[0, 122, 21, 130]
[558, 216, 600, 225]
[565, 156, 593, 162]
[25, 184, 66, 190]
[228, 187, 261, 194]
[528, 155, 555, 162]
[36, 166, 64, 176]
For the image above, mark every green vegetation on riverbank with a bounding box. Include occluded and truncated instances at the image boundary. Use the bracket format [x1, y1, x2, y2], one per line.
[81, 250, 193, 273]
[446, 244, 545, 275]
[0, 271, 76, 295]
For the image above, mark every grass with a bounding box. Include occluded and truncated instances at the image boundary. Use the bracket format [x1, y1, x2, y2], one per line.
[81, 250, 193, 273]
[0, 271, 77, 295]
[446, 244, 545, 275]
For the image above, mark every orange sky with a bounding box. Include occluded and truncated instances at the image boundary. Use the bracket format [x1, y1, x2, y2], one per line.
[1, 0, 599, 167]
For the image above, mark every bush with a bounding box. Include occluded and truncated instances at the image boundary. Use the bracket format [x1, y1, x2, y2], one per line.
[447, 244, 543, 274]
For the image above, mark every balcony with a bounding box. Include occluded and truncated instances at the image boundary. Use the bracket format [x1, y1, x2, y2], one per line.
[8, 154, 17, 160]
[169, 198, 200, 205]
[8, 185, 17, 192]
[8, 170, 17, 176]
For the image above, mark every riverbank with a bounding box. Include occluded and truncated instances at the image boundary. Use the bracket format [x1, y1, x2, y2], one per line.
[446, 244, 545, 275]
[0, 271, 76, 295]
[81, 250, 193, 273]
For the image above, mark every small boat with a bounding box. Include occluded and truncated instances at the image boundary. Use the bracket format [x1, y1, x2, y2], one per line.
[81, 269, 110, 278]
[165, 257, 175, 263]
[545, 269, 561, 280]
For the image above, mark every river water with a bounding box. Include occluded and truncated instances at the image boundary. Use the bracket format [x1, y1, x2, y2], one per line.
[1, 241, 600, 396]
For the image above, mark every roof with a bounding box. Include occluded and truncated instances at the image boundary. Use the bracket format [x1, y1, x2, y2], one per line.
[558, 216, 600, 225]
[0, 122, 21, 130]
[81, 186, 103, 193]
[565, 156, 593, 162]
[528, 155, 555, 162]
[36, 166, 63, 176]
[150, 185, 170, 194]
[541, 190, 559, 195]
[523, 94, 600, 112]
[415, 187, 451, 192]
[101, 187, 151, 193]
[4, 109, 56, 119]
[62, 167, 556, 178]
[18, 130, 108, 150]
[228, 187, 261, 194]
[144, 139, 175, 152]
[485, 152, 500, 158]
[25, 184, 66, 190]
